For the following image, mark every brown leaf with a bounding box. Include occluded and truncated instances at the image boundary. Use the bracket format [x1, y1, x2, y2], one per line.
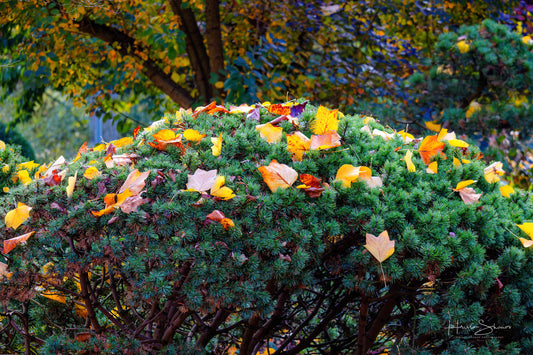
[258, 160, 298, 192]
[206, 210, 225, 222]
[119, 169, 150, 195]
[458, 187, 482, 205]
[364, 230, 395, 263]
[120, 194, 147, 214]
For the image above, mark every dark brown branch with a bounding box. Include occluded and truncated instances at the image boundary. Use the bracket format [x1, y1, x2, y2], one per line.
[79, 271, 103, 333]
[169, 0, 212, 101]
[250, 291, 289, 352]
[205, 0, 224, 78]
[196, 308, 231, 348]
[357, 294, 370, 355]
[239, 312, 261, 355]
[76, 17, 193, 108]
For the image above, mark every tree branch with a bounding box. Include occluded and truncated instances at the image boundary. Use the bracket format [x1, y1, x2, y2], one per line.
[76, 17, 194, 108]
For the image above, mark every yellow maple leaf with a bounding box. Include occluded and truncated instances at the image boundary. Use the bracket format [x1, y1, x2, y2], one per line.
[364, 230, 395, 263]
[210, 176, 235, 200]
[183, 129, 206, 142]
[5, 202, 32, 230]
[256, 123, 283, 143]
[286, 132, 310, 161]
[211, 133, 223, 157]
[310, 105, 339, 135]
[110, 136, 134, 148]
[405, 150, 416, 172]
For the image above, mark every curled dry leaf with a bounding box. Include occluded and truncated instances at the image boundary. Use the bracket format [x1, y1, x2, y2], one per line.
[418, 135, 445, 165]
[258, 160, 298, 192]
[119, 169, 150, 195]
[3, 231, 35, 254]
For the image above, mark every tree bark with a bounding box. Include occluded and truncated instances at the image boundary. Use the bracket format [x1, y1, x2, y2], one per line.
[76, 17, 194, 108]
[205, 0, 225, 79]
[169, 0, 213, 102]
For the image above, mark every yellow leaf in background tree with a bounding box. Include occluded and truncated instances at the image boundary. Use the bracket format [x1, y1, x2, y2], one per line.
[500, 185, 514, 198]
[448, 139, 469, 148]
[2, 164, 9, 173]
[465, 102, 481, 118]
[426, 161, 438, 174]
[335, 164, 372, 187]
[83, 166, 100, 180]
[211, 133, 223, 156]
[256, 123, 283, 143]
[364, 230, 395, 263]
[405, 150, 416, 172]
[186, 168, 218, 192]
[310, 105, 339, 135]
[418, 135, 446, 165]
[309, 131, 341, 150]
[286, 132, 310, 161]
[3, 231, 35, 254]
[3, 187, 8, 193]
[457, 40, 470, 53]
[17, 170, 32, 185]
[517, 223, 533, 248]
[424, 120, 442, 132]
[5, 202, 32, 230]
[210, 176, 235, 200]
[484, 162, 505, 183]
[183, 129, 207, 142]
[66, 172, 77, 198]
[258, 160, 298, 192]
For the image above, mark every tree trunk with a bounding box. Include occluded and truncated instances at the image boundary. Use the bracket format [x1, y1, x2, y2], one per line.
[205, 0, 225, 80]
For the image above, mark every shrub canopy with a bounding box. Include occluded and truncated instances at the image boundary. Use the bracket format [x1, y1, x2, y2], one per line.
[1, 102, 533, 353]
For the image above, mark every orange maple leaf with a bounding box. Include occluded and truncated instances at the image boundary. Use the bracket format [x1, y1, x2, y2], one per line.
[268, 103, 291, 116]
[258, 160, 298, 192]
[418, 135, 446, 165]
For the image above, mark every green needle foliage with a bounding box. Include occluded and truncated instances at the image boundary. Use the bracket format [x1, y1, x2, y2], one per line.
[1, 102, 533, 354]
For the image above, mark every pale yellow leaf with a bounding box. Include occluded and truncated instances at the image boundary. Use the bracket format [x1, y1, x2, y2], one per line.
[364, 230, 395, 263]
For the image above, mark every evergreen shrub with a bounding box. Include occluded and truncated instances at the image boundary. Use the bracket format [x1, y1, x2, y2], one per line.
[1, 101, 533, 354]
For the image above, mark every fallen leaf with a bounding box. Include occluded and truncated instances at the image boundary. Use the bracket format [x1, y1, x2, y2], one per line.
[17, 170, 32, 185]
[186, 169, 218, 192]
[119, 169, 150, 195]
[418, 135, 445, 165]
[3, 231, 35, 254]
[256, 123, 283, 143]
[211, 133, 223, 156]
[426, 161, 438, 174]
[5, 202, 32, 230]
[149, 129, 182, 150]
[268, 103, 291, 116]
[43, 156, 66, 178]
[309, 131, 341, 150]
[210, 176, 235, 200]
[120, 194, 147, 214]
[517, 223, 533, 247]
[453, 180, 482, 205]
[66, 172, 77, 198]
[220, 218, 234, 230]
[500, 185, 514, 198]
[335, 165, 372, 187]
[83, 166, 101, 180]
[258, 160, 298, 192]
[448, 139, 469, 148]
[405, 150, 416, 172]
[364, 230, 395, 263]
[206, 210, 225, 221]
[183, 129, 206, 142]
[484, 162, 505, 183]
[310, 105, 339, 135]
[286, 132, 310, 161]
[40, 290, 67, 304]
[110, 137, 134, 148]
